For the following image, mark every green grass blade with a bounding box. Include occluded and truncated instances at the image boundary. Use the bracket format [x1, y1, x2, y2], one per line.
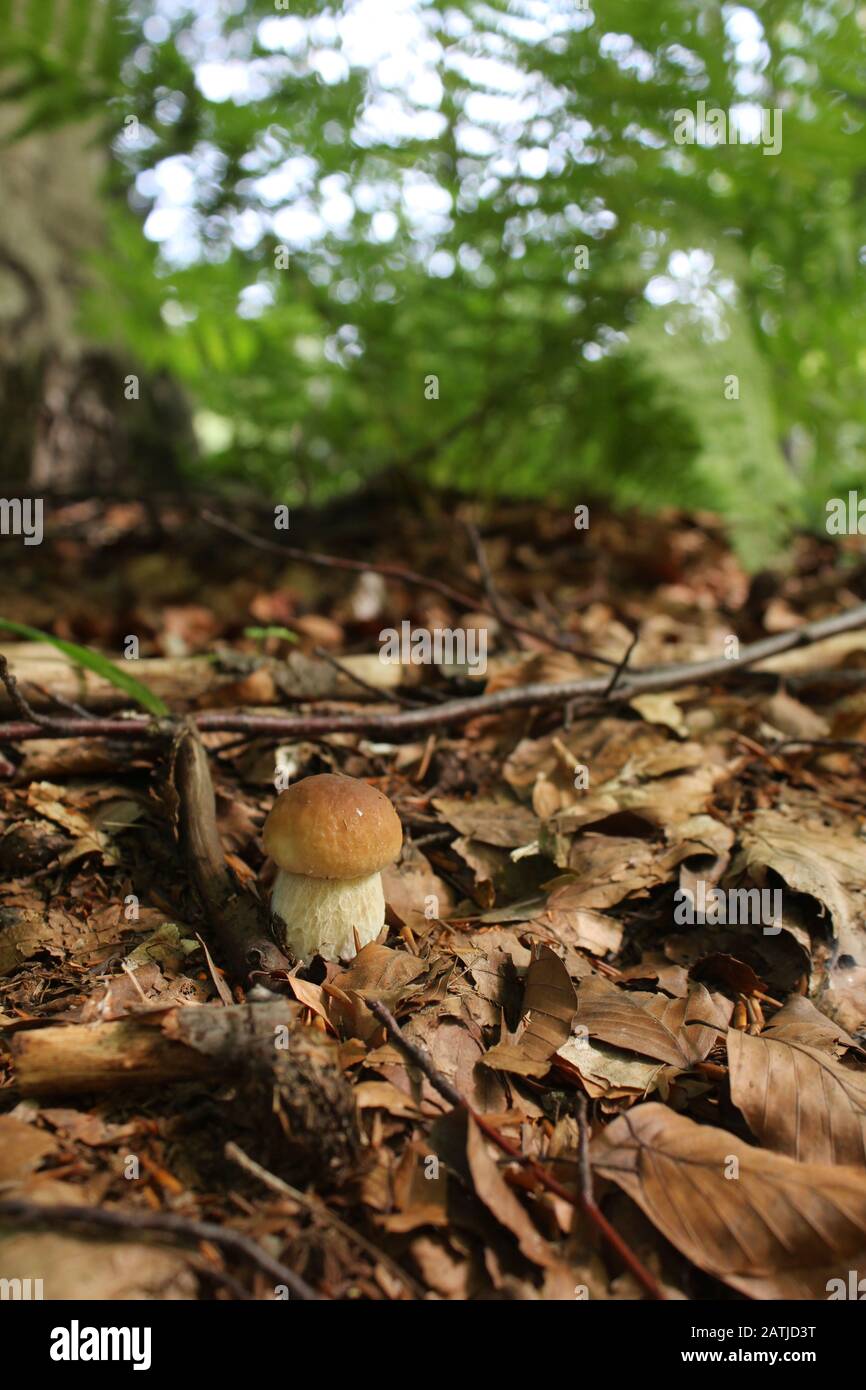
[0, 619, 170, 717]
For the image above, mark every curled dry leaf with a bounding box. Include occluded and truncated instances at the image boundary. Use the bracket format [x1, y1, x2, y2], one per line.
[736, 806, 866, 965]
[762, 993, 861, 1053]
[571, 977, 728, 1068]
[592, 1102, 866, 1299]
[482, 943, 576, 1078]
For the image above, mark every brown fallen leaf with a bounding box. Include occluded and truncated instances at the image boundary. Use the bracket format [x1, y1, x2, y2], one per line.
[727, 1026, 866, 1164]
[571, 977, 726, 1067]
[482, 944, 576, 1077]
[0, 1115, 58, 1184]
[592, 1102, 866, 1298]
[555, 1035, 665, 1100]
[432, 796, 540, 849]
[762, 993, 861, 1054]
[466, 1116, 557, 1268]
[736, 805, 866, 965]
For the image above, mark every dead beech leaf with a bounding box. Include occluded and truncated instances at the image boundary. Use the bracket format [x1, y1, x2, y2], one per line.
[762, 994, 860, 1053]
[382, 840, 453, 932]
[737, 807, 866, 964]
[354, 1079, 423, 1118]
[432, 797, 540, 849]
[763, 688, 830, 741]
[335, 943, 427, 1002]
[592, 1102, 866, 1299]
[0, 1116, 58, 1183]
[482, 944, 576, 1077]
[466, 1116, 556, 1268]
[533, 884, 623, 956]
[572, 977, 725, 1067]
[555, 1036, 665, 1100]
[727, 1027, 866, 1165]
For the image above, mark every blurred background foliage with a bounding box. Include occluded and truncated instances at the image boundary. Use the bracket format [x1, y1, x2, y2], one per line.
[1, 0, 865, 562]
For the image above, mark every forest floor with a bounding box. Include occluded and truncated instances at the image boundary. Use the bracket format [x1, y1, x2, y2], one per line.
[1, 489, 866, 1301]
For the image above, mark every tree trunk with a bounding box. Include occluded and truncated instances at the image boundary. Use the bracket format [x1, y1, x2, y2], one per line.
[0, 100, 192, 493]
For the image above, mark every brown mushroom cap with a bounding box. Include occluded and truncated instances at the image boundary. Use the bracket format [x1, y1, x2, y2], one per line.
[263, 774, 402, 879]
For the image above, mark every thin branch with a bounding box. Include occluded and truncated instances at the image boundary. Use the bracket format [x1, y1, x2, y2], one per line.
[225, 1141, 424, 1299]
[576, 1094, 594, 1209]
[312, 646, 425, 710]
[0, 652, 54, 728]
[602, 629, 640, 699]
[366, 998, 665, 1301]
[771, 738, 866, 755]
[3, 600, 866, 744]
[0, 1197, 321, 1301]
[463, 519, 519, 649]
[203, 509, 620, 668]
[202, 508, 482, 611]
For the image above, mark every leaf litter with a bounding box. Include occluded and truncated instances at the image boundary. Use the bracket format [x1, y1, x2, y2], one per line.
[1, 496, 865, 1301]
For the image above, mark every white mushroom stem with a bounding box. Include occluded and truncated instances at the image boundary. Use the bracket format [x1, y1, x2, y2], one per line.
[271, 868, 386, 963]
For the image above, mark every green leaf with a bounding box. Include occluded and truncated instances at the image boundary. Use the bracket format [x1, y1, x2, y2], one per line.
[243, 626, 299, 643]
[0, 620, 169, 717]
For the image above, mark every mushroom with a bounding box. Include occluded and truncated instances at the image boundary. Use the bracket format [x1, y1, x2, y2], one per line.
[263, 773, 402, 963]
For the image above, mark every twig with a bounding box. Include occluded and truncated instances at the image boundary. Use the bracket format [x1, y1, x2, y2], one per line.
[225, 1141, 424, 1299]
[463, 519, 519, 649]
[312, 646, 425, 710]
[202, 508, 483, 612]
[0, 1197, 321, 1301]
[25, 681, 96, 721]
[576, 1094, 594, 1209]
[4, 600, 866, 744]
[602, 629, 640, 698]
[0, 652, 54, 728]
[366, 998, 665, 1301]
[203, 509, 620, 668]
[771, 738, 866, 755]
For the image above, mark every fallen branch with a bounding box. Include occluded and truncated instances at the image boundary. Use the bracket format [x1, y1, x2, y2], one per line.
[366, 998, 665, 1301]
[3, 599, 866, 743]
[0, 1197, 321, 1301]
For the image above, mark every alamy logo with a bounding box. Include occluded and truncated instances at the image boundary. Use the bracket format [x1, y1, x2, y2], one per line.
[826, 492, 866, 535]
[673, 100, 782, 156]
[379, 621, 487, 675]
[0, 1276, 43, 1299]
[49, 1321, 152, 1372]
[0, 498, 43, 545]
[826, 1271, 866, 1299]
[674, 883, 781, 934]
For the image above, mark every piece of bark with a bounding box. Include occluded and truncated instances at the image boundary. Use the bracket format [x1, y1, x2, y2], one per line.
[9, 1014, 214, 1094]
[172, 722, 290, 983]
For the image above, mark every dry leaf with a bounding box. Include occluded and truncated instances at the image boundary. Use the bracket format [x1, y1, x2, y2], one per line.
[592, 1102, 866, 1298]
[727, 1026, 866, 1164]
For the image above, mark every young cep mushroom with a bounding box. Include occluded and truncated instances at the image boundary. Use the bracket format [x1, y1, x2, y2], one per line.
[263, 774, 402, 963]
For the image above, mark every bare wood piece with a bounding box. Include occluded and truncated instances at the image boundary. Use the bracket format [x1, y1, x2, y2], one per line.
[173, 723, 291, 984]
[8, 1015, 214, 1093]
[0, 643, 409, 716]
